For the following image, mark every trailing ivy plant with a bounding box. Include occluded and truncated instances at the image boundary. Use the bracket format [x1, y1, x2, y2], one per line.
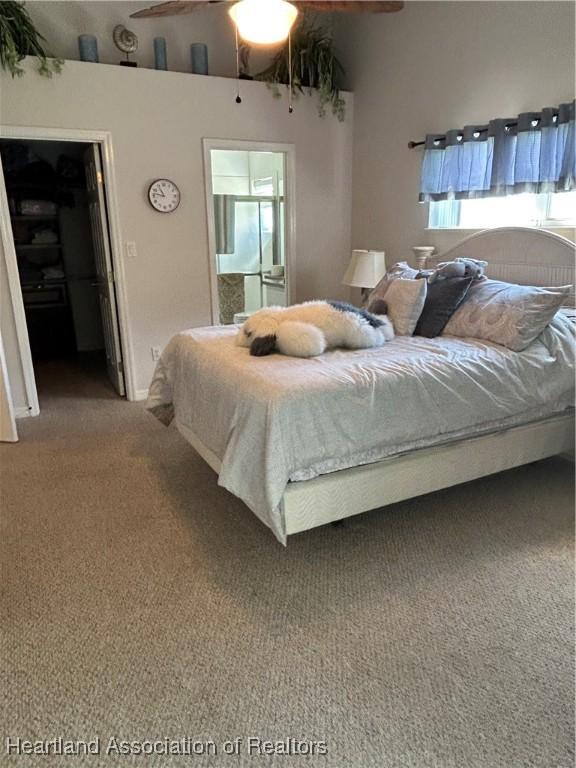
[255, 19, 346, 121]
[0, 1, 63, 77]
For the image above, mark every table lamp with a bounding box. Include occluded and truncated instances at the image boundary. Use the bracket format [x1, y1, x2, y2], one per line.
[342, 250, 386, 304]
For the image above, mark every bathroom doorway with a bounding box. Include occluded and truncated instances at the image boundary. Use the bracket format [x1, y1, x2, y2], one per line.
[204, 140, 295, 325]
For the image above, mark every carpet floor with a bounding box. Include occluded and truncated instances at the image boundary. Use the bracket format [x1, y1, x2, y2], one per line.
[1, 359, 574, 767]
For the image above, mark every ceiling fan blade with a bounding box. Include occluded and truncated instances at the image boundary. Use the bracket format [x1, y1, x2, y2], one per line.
[130, 0, 403, 19]
[130, 1, 222, 19]
[296, 1, 403, 12]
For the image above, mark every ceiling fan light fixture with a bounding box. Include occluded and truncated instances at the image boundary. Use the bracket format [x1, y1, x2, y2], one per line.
[229, 0, 298, 45]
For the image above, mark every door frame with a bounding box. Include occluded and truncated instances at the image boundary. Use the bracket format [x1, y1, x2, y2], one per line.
[0, 327, 18, 441]
[0, 125, 137, 408]
[202, 138, 296, 325]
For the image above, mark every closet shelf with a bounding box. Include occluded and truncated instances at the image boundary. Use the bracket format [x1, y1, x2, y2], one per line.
[15, 243, 62, 250]
[11, 214, 58, 221]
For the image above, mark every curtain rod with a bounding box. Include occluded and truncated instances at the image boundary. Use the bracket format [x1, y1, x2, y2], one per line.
[407, 114, 560, 149]
[409, 124, 498, 150]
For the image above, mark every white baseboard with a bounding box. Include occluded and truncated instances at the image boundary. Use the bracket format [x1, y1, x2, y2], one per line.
[15, 406, 34, 418]
[16, 391, 149, 411]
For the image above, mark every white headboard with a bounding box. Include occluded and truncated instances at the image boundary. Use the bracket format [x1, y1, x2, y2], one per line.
[428, 227, 575, 291]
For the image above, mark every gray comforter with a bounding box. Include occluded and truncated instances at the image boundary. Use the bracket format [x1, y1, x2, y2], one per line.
[147, 315, 575, 543]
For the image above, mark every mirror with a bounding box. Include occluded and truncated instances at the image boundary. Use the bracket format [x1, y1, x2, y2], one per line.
[208, 149, 287, 325]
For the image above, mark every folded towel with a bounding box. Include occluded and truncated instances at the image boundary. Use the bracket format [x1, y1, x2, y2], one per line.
[32, 229, 59, 244]
[42, 267, 65, 280]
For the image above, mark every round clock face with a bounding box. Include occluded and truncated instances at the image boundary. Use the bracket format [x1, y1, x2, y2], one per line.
[148, 179, 180, 213]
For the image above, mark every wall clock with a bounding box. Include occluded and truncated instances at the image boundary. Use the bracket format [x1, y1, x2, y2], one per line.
[148, 179, 180, 213]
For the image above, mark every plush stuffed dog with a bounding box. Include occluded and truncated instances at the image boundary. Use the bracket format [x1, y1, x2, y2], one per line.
[428, 257, 487, 282]
[237, 300, 394, 358]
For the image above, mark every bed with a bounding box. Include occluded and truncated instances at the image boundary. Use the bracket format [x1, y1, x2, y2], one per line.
[147, 227, 575, 544]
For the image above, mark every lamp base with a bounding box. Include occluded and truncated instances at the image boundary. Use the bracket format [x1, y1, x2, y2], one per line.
[412, 246, 435, 270]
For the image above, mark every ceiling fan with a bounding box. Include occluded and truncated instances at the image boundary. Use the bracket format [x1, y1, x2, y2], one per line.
[130, 1, 404, 20]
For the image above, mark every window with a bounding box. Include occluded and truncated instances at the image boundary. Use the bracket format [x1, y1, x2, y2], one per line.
[428, 191, 576, 229]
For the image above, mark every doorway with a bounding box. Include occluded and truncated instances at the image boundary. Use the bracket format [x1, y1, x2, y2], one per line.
[0, 138, 125, 410]
[204, 140, 295, 325]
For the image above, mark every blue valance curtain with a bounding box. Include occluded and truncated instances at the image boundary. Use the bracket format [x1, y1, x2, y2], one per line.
[419, 100, 575, 202]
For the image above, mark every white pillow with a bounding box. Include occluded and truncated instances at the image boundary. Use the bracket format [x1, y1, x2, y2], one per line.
[381, 278, 427, 336]
[443, 279, 571, 351]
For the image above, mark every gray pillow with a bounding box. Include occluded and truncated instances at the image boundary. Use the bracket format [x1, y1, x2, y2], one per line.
[378, 277, 427, 336]
[368, 261, 420, 304]
[414, 277, 474, 338]
[443, 279, 571, 351]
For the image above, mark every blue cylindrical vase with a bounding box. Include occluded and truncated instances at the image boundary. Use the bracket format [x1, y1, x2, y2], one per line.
[190, 43, 208, 75]
[154, 37, 167, 70]
[78, 34, 99, 63]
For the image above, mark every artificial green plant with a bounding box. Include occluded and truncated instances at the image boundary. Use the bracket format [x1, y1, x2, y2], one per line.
[255, 19, 346, 121]
[0, 1, 63, 77]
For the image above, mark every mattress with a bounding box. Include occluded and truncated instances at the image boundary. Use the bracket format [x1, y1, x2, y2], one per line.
[147, 314, 575, 544]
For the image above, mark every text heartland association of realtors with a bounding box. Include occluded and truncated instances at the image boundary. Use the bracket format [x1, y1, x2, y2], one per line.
[5, 737, 328, 757]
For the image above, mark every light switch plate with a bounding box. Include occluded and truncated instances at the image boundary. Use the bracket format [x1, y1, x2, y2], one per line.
[126, 241, 137, 260]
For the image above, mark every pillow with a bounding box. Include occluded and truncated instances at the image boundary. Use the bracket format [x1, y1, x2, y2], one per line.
[414, 277, 474, 338]
[373, 278, 427, 336]
[442, 279, 571, 351]
[368, 261, 420, 304]
[558, 306, 576, 324]
[367, 297, 388, 315]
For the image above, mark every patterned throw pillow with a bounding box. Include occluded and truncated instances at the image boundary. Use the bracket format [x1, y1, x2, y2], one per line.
[443, 279, 571, 351]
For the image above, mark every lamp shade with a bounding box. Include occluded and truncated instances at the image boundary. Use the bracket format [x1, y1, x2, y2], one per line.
[229, 0, 298, 45]
[342, 250, 386, 289]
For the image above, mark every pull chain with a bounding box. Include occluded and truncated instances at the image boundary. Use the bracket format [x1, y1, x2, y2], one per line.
[235, 27, 242, 104]
[288, 30, 293, 114]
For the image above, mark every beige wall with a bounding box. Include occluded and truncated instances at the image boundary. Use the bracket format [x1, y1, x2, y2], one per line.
[0, 59, 353, 404]
[336, 1, 575, 265]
